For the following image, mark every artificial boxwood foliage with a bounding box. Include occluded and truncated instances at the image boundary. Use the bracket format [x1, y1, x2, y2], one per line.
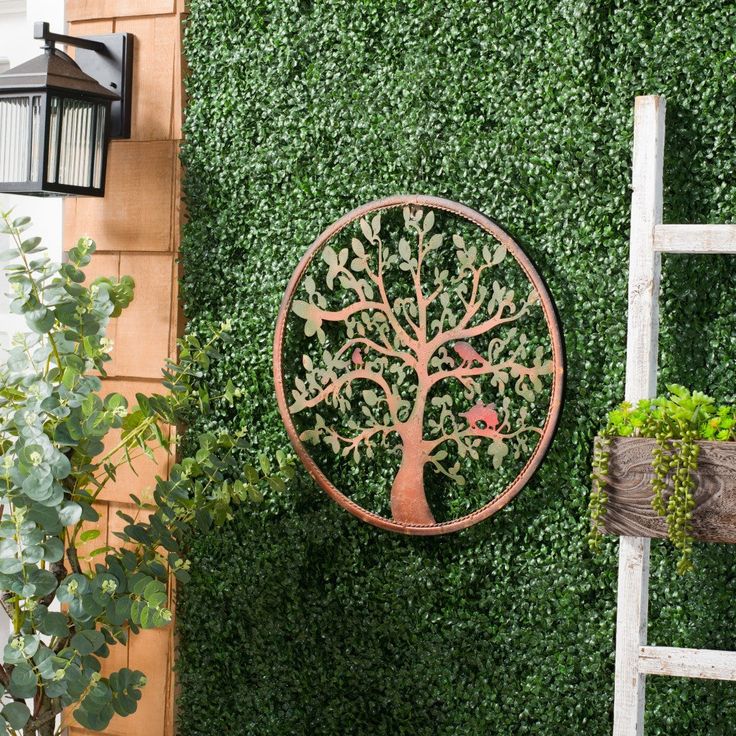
[177, 2, 736, 734]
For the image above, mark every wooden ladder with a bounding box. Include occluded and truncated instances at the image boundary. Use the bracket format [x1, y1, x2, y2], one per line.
[614, 94, 736, 735]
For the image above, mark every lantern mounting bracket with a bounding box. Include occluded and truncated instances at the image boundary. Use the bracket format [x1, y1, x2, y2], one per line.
[33, 21, 134, 139]
[33, 22, 107, 54]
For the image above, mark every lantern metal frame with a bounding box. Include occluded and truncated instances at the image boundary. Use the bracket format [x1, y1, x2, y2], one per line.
[0, 21, 133, 197]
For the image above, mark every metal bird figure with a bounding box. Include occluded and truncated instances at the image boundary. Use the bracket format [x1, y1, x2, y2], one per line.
[351, 347, 363, 365]
[460, 402, 500, 434]
[452, 340, 486, 368]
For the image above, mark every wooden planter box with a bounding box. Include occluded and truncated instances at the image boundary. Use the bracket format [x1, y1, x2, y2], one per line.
[599, 436, 736, 544]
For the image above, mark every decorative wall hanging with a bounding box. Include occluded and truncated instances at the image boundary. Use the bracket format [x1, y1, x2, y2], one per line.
[274, 195, 565, 534]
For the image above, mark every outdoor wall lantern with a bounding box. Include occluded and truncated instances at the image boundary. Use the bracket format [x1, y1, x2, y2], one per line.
[0, 22, 133, 197]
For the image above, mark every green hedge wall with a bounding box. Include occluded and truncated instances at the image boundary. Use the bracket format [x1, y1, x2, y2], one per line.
[177, 2, 736, 734]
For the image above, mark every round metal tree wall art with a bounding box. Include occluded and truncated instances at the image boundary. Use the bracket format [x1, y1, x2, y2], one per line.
[274, 195, 564, 534]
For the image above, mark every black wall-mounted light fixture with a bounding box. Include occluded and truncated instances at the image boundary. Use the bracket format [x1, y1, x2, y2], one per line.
[0, 22, 133, 197]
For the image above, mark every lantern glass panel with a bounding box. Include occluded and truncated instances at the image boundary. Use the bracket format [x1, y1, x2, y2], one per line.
[30, 96, 42, 182]
[47, 96, 60, 184]
[46, 96, 107, 189]
[59, 99, 96, 187]
[93, 103, 106, 189]
[0, 96, 43, 184]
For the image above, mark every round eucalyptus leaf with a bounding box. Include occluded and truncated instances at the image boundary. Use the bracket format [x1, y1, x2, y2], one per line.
[1, 701, 30, 730]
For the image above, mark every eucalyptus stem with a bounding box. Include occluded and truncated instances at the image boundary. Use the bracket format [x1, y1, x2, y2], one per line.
[1, 213, 63, 371]
[0, 213, 290, 733]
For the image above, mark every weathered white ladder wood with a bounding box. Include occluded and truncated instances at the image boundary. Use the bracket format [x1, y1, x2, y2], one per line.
[614, 94, 736, 736]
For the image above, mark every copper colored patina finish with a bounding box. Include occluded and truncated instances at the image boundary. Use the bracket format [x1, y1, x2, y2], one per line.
[273, 195, 565, 535]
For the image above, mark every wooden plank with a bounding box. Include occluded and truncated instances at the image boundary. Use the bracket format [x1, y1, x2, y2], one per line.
[75, 503, 110, 571]
[602, 438, 736, 543]
[173, 36, 185, 141]
[125, 629, 171, 735]
[114, 15, 181, 141]
[624, 95, 665, 403]
[654, 224, 736, 253]
[97, 426, 170, 504]
[106, 500, 139, 556]
[98, 379, 171, 503]
[114, 253, 175, 378]
[66, 0, 176, 21]
[640, 646, 736, 681]
[64, 141, 177, 253]
[67, 19, 114, 37]
[78, 252, 121, 373]
[614, 537, 650, 736]
[61, 9, 185, 736]
[613, 94, 666, 736]
[90, 623, 135, 736]
[66, 257, 174, 382]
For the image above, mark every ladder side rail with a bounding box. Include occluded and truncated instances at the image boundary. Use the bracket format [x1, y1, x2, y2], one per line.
[613, 94, 666, 736]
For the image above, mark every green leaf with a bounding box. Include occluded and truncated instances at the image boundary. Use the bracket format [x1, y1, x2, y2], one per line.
[268, 476, 286, 492]
[9, 663, 37, 699]
[40, 611, 70, 638]
[80, 529, 101, 543]
[74, 699, 114, 731]
[1, 702, 30, 730]
[27, 568, 58, 598]
[71, 629, 105, 656]
[25, 306, 55, 333]
[224, 378, 236, 404]
[20, 236, 42, 253]
[42, 537, 65, 563]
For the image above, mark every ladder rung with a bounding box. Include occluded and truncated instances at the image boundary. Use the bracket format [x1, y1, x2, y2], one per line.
[654, 224, 736, 253]
[639, 646, 736, 680]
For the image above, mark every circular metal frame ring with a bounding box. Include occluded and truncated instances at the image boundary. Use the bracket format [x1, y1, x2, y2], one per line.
[273, 194, 565, 535]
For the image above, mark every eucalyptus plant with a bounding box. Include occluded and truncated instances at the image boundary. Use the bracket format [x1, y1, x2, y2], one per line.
[588, 385, 735, 573]
[0, 212, 291, 736]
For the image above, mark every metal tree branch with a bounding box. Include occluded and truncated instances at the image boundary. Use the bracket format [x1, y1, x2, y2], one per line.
[291, 368, 401, 421]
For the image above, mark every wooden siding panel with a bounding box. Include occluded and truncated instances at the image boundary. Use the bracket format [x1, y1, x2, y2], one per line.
[67, 19, 114, 35]
[114, 16, 181, 141]
[63, 3, 185, 734]
[95, 635, 132, 736]
[76, 252, 121, 373]
[125, 630, 171, 734]
[98, 379, 170, 502]
[96, 427, 169, 504]
[76, 253, 173, 380]
[114, 253, 175, 378]
[75, 504, 109, 572]
[64, 141, 177, 253]
[105, 501, 138, 558]
[66, 0, 176, 21]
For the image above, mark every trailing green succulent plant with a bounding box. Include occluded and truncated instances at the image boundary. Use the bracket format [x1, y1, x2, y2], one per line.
[0, 212, 292, 735]
[589, 384, 736, 574]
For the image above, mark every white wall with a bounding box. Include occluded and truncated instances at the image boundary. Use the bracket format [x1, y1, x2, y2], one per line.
[0, 0, 65, 646]
[0, 1, 64, 346]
